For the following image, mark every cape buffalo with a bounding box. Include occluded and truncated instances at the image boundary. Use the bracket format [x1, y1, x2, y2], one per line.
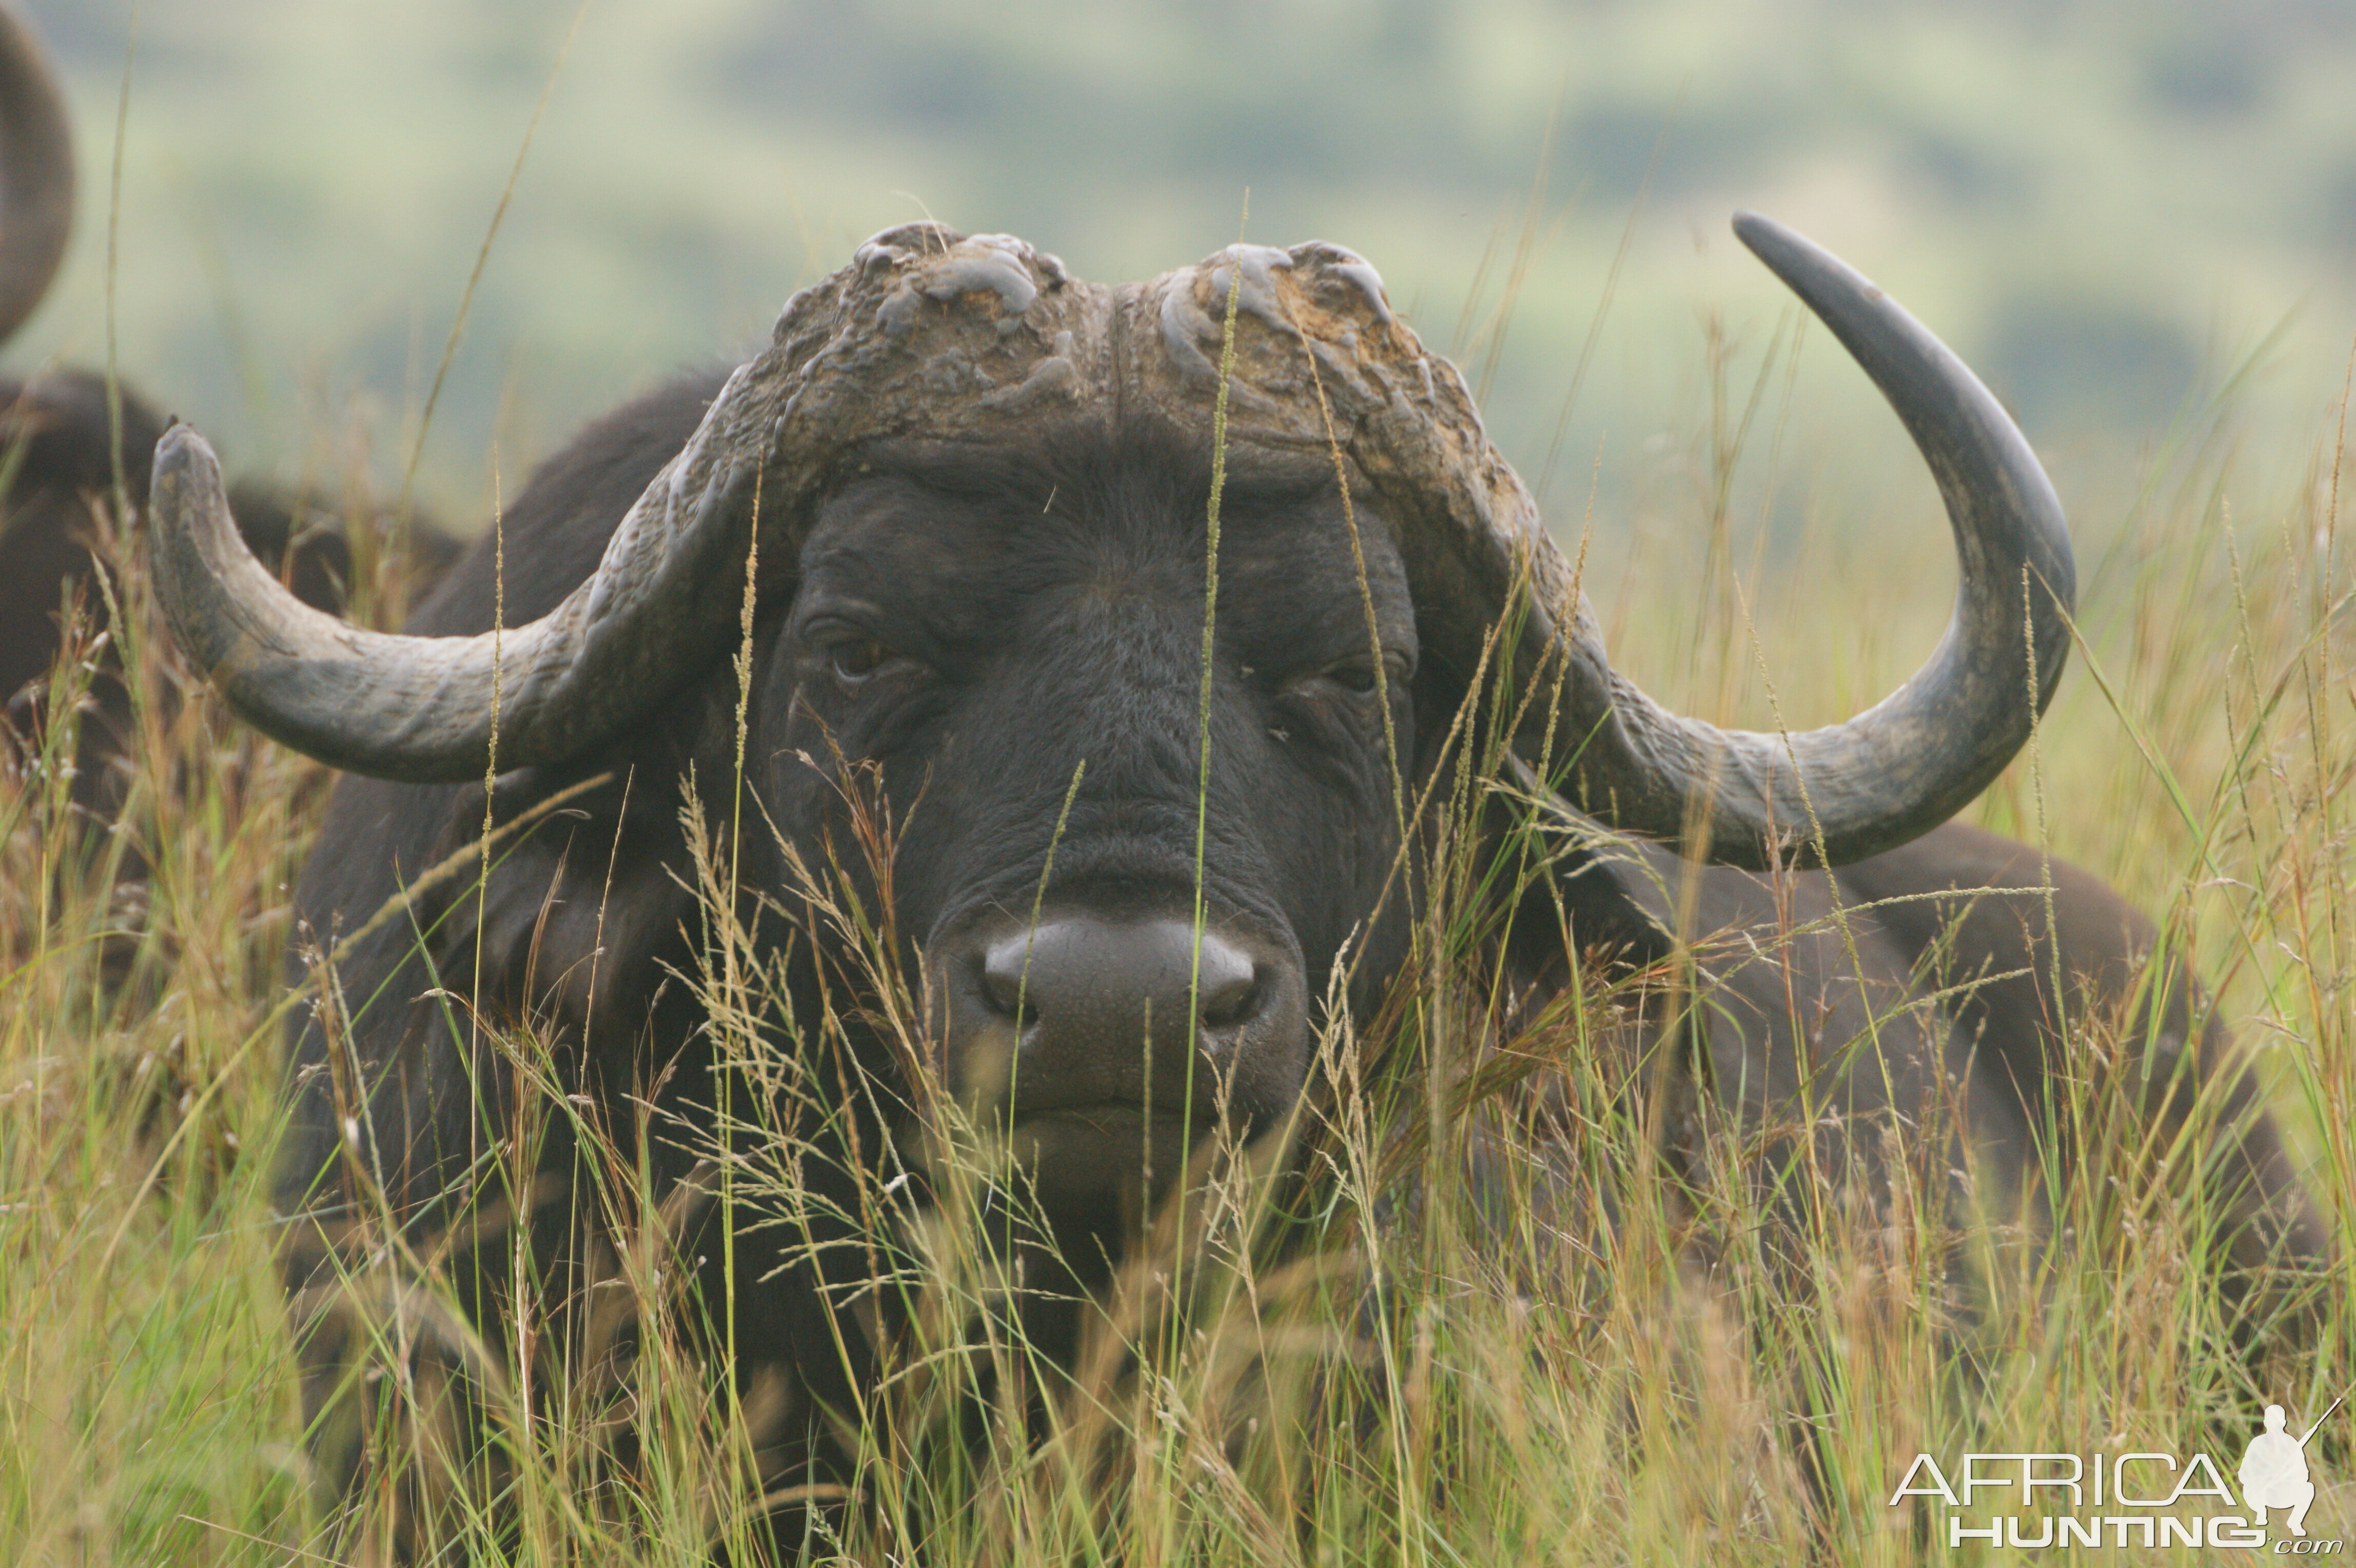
[149, 219, 2326, 1530]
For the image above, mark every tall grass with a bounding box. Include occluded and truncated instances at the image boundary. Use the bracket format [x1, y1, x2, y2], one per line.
[2, 339, 2349, 1564]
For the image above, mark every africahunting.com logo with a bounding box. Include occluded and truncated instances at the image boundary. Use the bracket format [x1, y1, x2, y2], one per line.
[1889, 1398, 2343, 1551]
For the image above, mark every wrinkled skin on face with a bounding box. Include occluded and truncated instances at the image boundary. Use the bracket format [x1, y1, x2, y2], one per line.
[758, 427, 1419, 1222]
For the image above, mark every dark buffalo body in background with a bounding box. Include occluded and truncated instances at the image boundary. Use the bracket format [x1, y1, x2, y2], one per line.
[148, 216, 2331, 1527]
[2, 369, 366, 822]
[1, 3, 453, 851]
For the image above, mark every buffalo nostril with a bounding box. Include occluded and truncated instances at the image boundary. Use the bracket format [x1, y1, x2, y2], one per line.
[1197, 971, 1260, 1030]
[1187, 930, 1259, 1034]
[976, 952, 1037, 1025]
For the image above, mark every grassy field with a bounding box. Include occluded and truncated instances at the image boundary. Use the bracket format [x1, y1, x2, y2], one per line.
[2, 299, 2350, 1563]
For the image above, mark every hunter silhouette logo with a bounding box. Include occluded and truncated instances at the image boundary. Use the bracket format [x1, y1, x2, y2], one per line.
[1888, 1396, 2344, 1551]
[2243, 1399, 2340, 1540]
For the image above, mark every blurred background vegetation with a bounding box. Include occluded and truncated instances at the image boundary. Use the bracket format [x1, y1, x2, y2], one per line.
[11, 0, 2356, 538]
[7, 13, 2353, 1556]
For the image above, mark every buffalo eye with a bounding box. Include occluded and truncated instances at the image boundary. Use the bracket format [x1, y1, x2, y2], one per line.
[827, 637, 898, 683]
[1313, 653, 1407, 699]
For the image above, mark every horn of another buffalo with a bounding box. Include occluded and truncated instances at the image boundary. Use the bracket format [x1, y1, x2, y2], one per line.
[150, 368, 764, 783]
[0, 0, 75, 346]
[1538, 212, 2074, 870]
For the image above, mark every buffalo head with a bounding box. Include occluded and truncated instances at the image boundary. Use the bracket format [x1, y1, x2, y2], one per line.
[149, 219, 2073, 1250]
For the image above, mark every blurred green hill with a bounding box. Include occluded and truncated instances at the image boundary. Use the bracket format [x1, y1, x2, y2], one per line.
[12, 0, 2356, 527]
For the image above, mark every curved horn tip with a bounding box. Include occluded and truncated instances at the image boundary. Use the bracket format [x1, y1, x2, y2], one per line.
[151, 422, 235, 532]
[152, 420, 220, 486]
[1729, 210, 1775, 254]
[1729, 210, 1849, 287]
[1517, 206, 2078, 868]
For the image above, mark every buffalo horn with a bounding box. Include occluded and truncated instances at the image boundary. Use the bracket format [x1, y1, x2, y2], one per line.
[1523, 213, 2075, 868]
[149, 364, 764, 782]
[150, 215, 2072, 858]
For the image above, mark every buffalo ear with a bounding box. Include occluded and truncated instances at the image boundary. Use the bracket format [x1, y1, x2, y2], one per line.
[1405, 642, 1559, 789]
[1405, 655, 1469, 784]
[416, 767, 700, 1060]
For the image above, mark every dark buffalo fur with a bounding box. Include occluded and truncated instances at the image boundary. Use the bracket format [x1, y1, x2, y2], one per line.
[4, 367, 460, 1027]
[282, 368, 2329, 1539]
[2, 368, 458, 824]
